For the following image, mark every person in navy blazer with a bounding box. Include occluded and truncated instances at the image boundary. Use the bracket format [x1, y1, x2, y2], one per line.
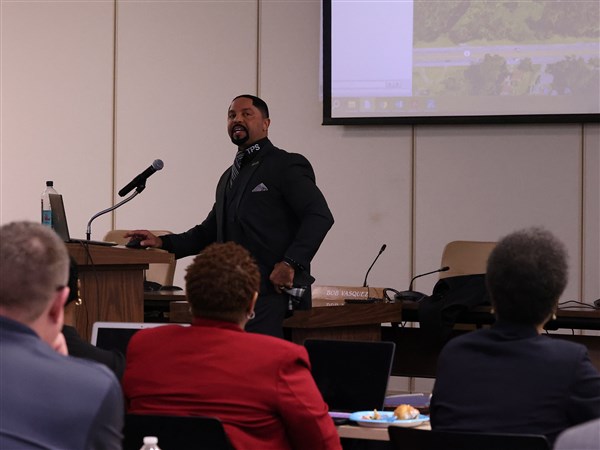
[0, 221, 123, 450]
[127, 95, 334, 338]
[430, 227, 600, 445]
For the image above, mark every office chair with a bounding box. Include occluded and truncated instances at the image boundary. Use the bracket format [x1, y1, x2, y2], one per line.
[439, 240, 496, 279]
[386, 240, 498, 377]
[388, 426, 550, 450]
[103, 229, 177, 288]
[122, 414, 235, 450]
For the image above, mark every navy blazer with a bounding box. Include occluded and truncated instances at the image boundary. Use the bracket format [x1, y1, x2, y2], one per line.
[161, 138, 334, 301]
[0, 316, 124, 449]
[430, 321, 600, 443]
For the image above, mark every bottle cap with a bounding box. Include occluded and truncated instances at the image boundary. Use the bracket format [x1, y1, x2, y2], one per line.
[143, 436, 158, 445]
[46, 181, 53, 186]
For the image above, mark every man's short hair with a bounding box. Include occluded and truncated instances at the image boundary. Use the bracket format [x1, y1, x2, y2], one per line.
[486, 227, 568, 325]
[0, 221, 69, 322]
[232, 94, 270, 118]
[185, 242, 260, 323]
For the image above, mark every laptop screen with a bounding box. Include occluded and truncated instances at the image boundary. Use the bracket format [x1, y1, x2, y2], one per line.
[48, 193, 71, 242]
[48, 193, 116, 245]
[91, 322, 189, 355]
[304, 339, 395, 413]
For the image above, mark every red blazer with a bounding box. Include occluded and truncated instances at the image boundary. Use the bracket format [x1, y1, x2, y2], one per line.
[122, 318, 342, 450]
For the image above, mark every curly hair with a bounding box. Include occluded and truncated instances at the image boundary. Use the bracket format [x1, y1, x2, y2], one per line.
[0, 221, 69, 322]
[185, 242, 260, 323]
[486, 227, 568, 326]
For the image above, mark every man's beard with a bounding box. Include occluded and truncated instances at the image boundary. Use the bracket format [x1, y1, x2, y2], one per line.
[230, 126, 249, 146]
[231, 134, 249, 146]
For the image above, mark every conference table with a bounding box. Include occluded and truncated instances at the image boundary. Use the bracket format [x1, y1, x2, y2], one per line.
[337, 420, 431, 441]
[336, 420, 431, 449]
[388, 301, 600, 377]
[162, 290, 600, 377]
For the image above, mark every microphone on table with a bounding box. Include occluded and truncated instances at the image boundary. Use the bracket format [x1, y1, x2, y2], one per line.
[394, 266, 450, 302]
[363, 244, 387, 288]
[118, 159, 164, 197]
[354, 244, 386, 303]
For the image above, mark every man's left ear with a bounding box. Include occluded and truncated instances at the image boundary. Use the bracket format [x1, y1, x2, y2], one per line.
[263, 118, 271, 132]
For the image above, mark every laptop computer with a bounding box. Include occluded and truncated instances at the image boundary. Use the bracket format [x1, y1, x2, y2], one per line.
[304, 339, 395, 423]
[91, 321, 189, 355]
[48, 193, 116, 246]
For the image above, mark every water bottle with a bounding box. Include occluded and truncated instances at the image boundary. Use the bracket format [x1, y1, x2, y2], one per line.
[139, 436, 161, 450]
[41, 181, 59, 227]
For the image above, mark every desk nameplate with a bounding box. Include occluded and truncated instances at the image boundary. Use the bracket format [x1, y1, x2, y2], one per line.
[312, 286, 385, 307]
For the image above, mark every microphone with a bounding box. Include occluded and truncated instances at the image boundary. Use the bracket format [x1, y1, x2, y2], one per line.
[363, 244, 387, 288]
[118, 159, 164, 197]
[394, 266, 450, 302]
[86, 159, 164, 240]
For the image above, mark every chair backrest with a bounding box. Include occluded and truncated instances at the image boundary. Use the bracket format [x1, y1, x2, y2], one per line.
[104, 229, 176, 287]
[439, 240, 496, 279]
[388, 426, 550, 450]
[122, 414, 234, 450]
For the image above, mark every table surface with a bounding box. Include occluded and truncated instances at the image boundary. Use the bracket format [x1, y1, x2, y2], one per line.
[400, 300, 600, 330]
[337, 421, 431, 441]
[154, 291, 600, 330]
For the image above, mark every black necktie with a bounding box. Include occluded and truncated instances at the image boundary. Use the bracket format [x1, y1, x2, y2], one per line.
[230, 150, 245, 187]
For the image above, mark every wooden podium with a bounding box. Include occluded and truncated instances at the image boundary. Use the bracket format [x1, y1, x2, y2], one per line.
[282, 302, 402, 344]
[281, 285, 400, 344]
[67, 243, 174, 341]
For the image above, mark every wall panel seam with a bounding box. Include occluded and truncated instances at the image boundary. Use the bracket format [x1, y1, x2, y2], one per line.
[580, 124, 586, 304]
[256, 0, 261, 96]
[110, 0, 118, 230]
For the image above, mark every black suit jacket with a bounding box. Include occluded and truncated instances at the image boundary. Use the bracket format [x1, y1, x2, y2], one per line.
[62, 325, 125, 380]
[161, 139, 334, 305]
[430, 321, 600, 443]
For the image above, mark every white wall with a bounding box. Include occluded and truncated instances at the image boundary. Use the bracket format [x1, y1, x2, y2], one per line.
[1, 1, 115, 237]
[2, 1, 599, 306]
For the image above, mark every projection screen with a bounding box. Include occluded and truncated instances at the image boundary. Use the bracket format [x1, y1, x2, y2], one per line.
[322, 0, 600, 125]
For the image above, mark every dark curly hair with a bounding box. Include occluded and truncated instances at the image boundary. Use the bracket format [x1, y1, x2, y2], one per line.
[486, 227, 568, 326]
[185, 242, 260, 323]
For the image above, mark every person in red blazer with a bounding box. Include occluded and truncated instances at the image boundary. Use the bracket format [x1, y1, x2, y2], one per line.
[122, 242, 342, 450]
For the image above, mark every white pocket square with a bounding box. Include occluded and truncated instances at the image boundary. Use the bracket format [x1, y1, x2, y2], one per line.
[252, 183, 268, 192]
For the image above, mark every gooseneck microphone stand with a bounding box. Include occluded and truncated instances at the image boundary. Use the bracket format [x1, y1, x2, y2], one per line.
[85, 184, 146, 241]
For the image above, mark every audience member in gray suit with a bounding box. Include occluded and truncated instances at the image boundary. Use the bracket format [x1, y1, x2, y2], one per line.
[554, 418, 600, 450]
[0, 221, 124, 450]
[430, 227, 600, 445]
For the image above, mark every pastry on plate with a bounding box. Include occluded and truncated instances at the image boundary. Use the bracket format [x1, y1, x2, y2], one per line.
[393, 404, 419, 420]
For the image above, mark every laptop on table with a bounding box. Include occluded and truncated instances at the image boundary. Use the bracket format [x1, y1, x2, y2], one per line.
[91, 321, 189, 355]
[304, 339, 395, 424]
[48, 193, 116, 246]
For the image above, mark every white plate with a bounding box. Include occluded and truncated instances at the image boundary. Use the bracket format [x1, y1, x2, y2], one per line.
[348, 411, 429, 428]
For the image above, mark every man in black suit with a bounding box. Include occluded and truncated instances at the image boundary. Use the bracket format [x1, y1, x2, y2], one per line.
[128, 95, 334, 338]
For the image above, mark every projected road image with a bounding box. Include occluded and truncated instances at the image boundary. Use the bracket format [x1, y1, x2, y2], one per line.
[328, 0, 599, 119]
[413, 42, 600, 98]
